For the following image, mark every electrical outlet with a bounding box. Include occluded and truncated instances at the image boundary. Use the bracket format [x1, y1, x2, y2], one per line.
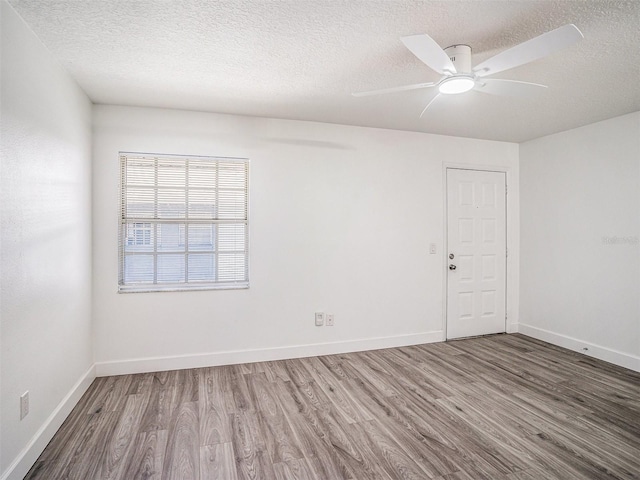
[20, 391, 29, 420]
[315, 312, 325, 326]
[326, 314, 334, 326]
[429, 243, 437, 254]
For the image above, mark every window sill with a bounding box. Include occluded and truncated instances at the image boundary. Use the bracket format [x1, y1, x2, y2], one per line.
[118, 282, 249, 293]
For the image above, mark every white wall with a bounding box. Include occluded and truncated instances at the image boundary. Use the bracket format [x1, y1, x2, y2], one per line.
[0, 2, 94, 478]
[520, 112, 640, 370]
[92, 105, 519, 373]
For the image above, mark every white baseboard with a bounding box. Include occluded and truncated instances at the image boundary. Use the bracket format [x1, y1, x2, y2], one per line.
[95, 331, 444, 377]
[1, 364, 96, 480]
[516, 323, 640, 372]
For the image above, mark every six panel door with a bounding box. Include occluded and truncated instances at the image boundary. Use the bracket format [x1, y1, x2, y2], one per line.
[446, 168, 506, 339]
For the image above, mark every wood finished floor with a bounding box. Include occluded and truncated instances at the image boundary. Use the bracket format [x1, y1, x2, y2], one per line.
[25, 334, 640, 480]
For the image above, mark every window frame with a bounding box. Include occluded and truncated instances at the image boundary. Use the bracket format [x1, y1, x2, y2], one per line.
[118, 152, 249, 293]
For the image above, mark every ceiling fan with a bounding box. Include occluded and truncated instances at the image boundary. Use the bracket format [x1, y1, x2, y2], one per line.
[353, 24, 583, 117]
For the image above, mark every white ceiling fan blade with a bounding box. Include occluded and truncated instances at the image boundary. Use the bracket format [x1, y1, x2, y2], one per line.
[474, 78, 548, 97]
[473, 24, 583, 78]
[401, 34, 456, 75]
[352, 82, 437, 97]
[419, 93, 441, 118]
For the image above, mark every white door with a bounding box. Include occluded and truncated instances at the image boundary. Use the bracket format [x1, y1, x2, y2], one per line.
[446, 168, 506, 339]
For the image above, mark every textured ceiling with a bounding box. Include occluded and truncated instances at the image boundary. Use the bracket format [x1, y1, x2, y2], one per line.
[8, 0, 640, 142]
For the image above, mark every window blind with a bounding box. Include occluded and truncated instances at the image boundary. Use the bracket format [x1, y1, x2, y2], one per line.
[118, 152, 249, 292]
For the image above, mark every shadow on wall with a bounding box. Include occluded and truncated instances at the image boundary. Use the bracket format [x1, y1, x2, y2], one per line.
[257, 137, 355, 150]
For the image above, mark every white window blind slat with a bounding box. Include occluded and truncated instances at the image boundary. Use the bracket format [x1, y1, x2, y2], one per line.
[119, 152, 249, 292]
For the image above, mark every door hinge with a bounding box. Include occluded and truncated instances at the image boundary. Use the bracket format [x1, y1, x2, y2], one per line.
[505, 184, 508, 195]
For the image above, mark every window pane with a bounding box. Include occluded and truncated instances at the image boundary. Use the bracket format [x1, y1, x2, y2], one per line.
[188, 161, 216, 187]
[157, 158, 185, 187]
[157, 254, 185, 283]
[218, 163, 247, 189]
[157, 223, 185, 252]
[124, 222, 154, 253]
[188, 224, 215, 251]
[124, 255, 154, 283]
[218, 224, 246, 251]
[125, 188, 155, 218]
[157, 189, 185, 218]
[188, 254, 215, 281]
[218, 190, 246, 219]
[218, 253, 247, 281]
[188, 189, 216, 219]
[126, 159, 154, 186]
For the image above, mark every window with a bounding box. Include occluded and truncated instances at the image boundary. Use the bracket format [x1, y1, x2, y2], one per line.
[119, 152, 249, 292]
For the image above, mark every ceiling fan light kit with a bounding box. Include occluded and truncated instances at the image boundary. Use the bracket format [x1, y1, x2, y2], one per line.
[353, 24, 583, 116]
[438, 76, 475, 94]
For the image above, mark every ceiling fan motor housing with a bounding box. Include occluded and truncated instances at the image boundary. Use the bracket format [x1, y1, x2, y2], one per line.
[444, 45, 472, 74]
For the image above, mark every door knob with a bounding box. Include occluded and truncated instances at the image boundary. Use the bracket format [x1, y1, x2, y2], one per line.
[449, 264, 457, 270]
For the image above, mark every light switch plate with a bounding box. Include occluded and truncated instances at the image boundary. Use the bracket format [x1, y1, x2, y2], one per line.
[20, 391, 29, 420]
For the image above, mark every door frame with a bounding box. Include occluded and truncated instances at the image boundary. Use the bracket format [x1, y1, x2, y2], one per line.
[442, 163, 516, 340]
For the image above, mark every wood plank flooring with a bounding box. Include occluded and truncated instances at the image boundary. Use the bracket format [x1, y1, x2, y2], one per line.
[25, 334, 640, 479]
